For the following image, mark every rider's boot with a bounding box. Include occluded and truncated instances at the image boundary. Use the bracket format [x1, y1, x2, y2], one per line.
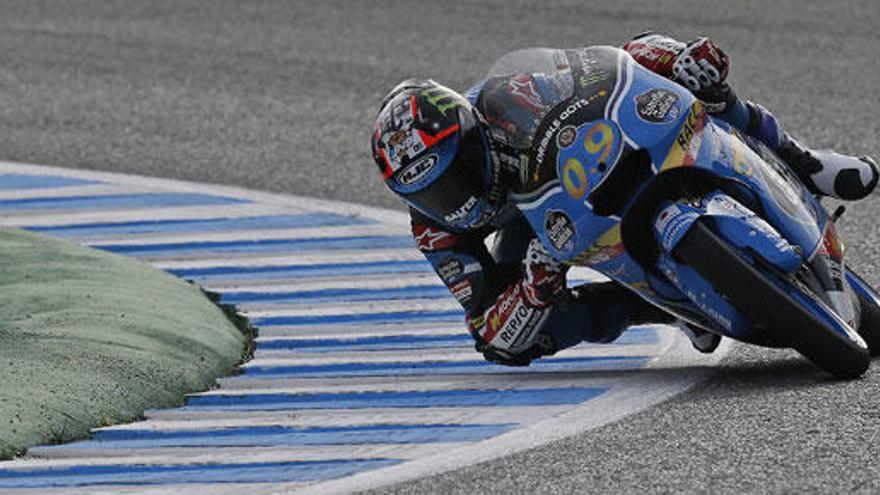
[743, 102, 879, 200]
[573, 282, 722, 353]
[675, 320, 723, 354]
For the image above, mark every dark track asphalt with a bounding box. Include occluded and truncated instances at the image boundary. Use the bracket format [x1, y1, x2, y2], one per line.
[1, 1, 878, 492]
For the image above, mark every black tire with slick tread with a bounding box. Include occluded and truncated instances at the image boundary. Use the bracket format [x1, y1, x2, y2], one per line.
[673, 220, 870, 378]
[848, 269, 880, 357]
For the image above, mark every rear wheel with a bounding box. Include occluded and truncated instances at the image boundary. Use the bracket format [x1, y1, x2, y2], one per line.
[674, 220, 870, 378]
[847, 268, 880, 357]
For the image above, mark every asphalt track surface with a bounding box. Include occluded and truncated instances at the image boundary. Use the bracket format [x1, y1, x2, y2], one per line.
[0, 0, 878, 492]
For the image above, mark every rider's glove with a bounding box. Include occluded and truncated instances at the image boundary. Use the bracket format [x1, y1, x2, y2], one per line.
[464, 240, 567, 367]
[475, 333, 557, 367]
[623, 32, 685, 76]
[672, 37, 729, 91]
[522, 238, 570, 307]
[672, 38, 737, 114]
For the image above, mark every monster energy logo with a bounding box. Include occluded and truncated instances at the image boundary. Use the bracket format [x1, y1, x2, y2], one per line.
[422, 88, 461, 115]
[578, 72, 610, 88]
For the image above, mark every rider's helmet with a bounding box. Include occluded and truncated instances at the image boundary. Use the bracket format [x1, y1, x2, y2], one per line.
[371, 79, 501, 230]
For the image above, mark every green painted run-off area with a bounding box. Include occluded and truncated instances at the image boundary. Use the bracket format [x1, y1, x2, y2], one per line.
[0, 228, 250, 459]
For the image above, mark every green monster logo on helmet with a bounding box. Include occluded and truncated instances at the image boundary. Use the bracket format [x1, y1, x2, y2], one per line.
[421, 87, 462, 116]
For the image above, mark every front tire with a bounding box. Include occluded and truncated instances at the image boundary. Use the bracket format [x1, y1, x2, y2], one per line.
[847, 268, 880, 357]
[674, 220, 870, 378]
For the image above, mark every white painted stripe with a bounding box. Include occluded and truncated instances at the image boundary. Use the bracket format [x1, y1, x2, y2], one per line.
[152, 249, 425, 270]
[197, 375, 623, 398]
[0, 161, 411, 227]
[103, 405, 575, 432]
[242, 299, 461, 319]
[0, 202, 297, 228]
[53, 482, 313, 495]
[253, 321, 464, 339]
[81, 224, 404, 246]
[213, 276, 443, 295]
[241, 343, 656, 368]
[210, 372, 539, 392]
[0, 183, 151, 201]
[7, 443, 455, 467]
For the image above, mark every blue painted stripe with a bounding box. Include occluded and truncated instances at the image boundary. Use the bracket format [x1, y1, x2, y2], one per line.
[47, 423, 516, 450]
[257, 327, 658, 352]
[260, 333, 469, 351]
[251, 309, 464, 327]
[0, 459, 400, 488]
[241, 355, 647, 378]
[95, 235, 413, 257]
[0, 193, 248, 211]
[168, 260, 433, 280]
[27, 213, 370, 237]
[221, 285, 449, 305]
[0, 174, 100, 190]
[185, 387, 607, 411]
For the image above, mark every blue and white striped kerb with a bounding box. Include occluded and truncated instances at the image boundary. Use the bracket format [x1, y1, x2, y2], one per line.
[0, 163, 728, 495]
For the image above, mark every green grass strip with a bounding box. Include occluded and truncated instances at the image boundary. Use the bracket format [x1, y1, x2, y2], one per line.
[0, 228, 250, 459]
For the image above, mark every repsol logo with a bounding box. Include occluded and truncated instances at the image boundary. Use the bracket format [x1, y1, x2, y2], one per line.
[499, 304, 532, 344]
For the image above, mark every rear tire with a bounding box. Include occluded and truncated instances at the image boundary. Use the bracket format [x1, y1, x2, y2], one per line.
[847, 269, 880, 357]
[674, 220, 870, 378]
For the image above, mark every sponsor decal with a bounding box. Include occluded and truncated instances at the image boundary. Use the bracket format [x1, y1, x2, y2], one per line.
[377, 97, 428, 174]
[443, 195, 478, 224]
[576, 50, 613, 86]
[413, 225, 457, 252]
[573, 243, 625, 266]
[635, 88, 680, 124]
[569, 225, 624, 266]
[398, 154, 438, 185]
[421, 87, 461, 116]
[535, 98, 592, 165]
[660, 102, 707, 170]
[625, 43, 677, 73]
[498, 304, 538, 347]
[505, 74, 545, 114]
[437, 257, 464, 283]
[480, 282, 546, 350]
[654, 204, 681, 234]
[544, 209, 576, 254]
[451, 279, 473, 304]
[676, 106, 702, 149]
[385, 132, 426, 170]
[557, 125, 576, 148]
[686, 289, 734, 331]
[661, 211, 699, 251]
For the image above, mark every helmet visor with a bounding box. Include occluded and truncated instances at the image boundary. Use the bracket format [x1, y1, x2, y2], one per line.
[402, 119, 492, 228]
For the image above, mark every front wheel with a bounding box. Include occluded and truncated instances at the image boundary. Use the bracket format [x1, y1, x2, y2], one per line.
[847, 268, 880, 357]
[674, 220, 870, 378]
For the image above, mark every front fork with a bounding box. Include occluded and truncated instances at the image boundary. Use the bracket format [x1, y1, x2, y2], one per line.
[651, 190, 858, 339]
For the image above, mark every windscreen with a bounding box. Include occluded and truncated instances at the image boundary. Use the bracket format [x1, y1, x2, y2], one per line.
[486, 48, 567, 77]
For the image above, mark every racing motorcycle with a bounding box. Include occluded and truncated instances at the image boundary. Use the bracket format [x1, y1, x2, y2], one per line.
[507, 46, 880, 377]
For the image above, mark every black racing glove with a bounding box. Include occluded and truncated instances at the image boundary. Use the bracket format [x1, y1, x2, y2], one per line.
[475, 333, 557, 367]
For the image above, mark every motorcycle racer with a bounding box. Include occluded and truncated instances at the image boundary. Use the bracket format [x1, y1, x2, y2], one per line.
[370, 33, 879, 366]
